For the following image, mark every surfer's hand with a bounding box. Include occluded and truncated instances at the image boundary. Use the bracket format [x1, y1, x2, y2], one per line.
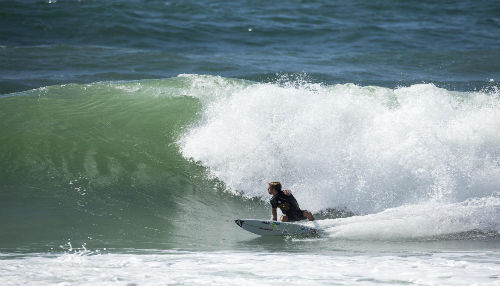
[284, 189, 291, 195]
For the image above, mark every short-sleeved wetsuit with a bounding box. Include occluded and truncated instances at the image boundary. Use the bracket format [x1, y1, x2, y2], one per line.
[270, 190, 306, 221]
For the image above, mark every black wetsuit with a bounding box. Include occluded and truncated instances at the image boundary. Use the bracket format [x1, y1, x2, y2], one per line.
[270, 191, 306, 221]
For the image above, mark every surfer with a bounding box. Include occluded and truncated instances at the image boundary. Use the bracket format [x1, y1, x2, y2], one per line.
[268, 182, 314, 222]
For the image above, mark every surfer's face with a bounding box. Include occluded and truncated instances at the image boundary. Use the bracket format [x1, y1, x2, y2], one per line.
[268, 187, 276, 195]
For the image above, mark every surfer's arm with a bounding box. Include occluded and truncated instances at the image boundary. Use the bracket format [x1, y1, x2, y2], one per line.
[271, 208, 278, 221]
[284, 189, 292, 195]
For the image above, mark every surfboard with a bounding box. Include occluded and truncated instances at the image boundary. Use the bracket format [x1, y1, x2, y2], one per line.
[234, 219, 319, 236]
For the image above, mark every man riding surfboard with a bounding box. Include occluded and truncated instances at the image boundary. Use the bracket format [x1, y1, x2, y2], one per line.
[268, 182, 314, 222]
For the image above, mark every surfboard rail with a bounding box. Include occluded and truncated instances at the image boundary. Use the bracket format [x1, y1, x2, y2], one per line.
[235, 219, 319, 236]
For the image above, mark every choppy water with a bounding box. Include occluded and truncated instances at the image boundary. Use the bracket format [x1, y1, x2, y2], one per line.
[1, 0, 499, 285]
[1, 0, 499, 94]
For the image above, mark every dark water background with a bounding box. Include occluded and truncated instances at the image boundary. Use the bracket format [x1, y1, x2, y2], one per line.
[1, 0, 499, 94]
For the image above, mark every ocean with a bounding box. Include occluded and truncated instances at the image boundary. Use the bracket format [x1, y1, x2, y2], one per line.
[1, 0, 499, 285]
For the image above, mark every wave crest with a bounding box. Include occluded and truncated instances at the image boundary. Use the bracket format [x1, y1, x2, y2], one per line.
[180, 79, 500, 215]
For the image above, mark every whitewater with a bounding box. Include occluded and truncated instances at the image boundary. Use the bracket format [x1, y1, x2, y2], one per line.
[179, 74, 500, 237]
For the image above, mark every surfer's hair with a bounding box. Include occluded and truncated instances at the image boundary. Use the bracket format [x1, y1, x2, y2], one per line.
[268, 182, 282, 192]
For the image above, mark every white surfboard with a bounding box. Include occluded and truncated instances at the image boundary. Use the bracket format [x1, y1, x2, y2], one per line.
[234, 219, 319, 236]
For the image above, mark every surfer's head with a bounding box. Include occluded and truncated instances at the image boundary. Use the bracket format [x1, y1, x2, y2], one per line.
[268, 181, 282, 195]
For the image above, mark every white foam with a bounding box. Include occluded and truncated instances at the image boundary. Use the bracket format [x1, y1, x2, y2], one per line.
[179, 78, 500, 237]
[1, 250, 498, 286]
[180, 80, 500, 210]
[317, 197, 500, 240]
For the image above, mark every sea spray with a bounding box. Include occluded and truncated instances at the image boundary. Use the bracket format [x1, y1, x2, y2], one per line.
[318, 197, 500, 240]
[179, 77, 500, 237]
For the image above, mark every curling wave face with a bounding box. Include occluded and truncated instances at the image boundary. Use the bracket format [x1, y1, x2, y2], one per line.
[0, 75, 499, 248]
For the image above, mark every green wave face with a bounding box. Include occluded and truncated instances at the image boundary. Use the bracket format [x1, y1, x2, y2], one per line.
[0, 76, 265, 251]
[1, 75, 499, 251]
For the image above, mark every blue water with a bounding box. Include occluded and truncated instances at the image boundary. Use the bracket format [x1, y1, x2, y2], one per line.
[1, 0, 499, 94]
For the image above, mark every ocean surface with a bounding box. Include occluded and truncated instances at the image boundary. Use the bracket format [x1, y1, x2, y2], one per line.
[1, 0, 499, 285]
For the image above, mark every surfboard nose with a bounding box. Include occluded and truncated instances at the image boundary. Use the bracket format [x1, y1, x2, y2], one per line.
[234, 219, 243, 227]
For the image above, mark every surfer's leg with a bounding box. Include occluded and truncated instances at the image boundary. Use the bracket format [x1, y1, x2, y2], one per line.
[280, 215, 289, 222]
[303, 210, 315, 221]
